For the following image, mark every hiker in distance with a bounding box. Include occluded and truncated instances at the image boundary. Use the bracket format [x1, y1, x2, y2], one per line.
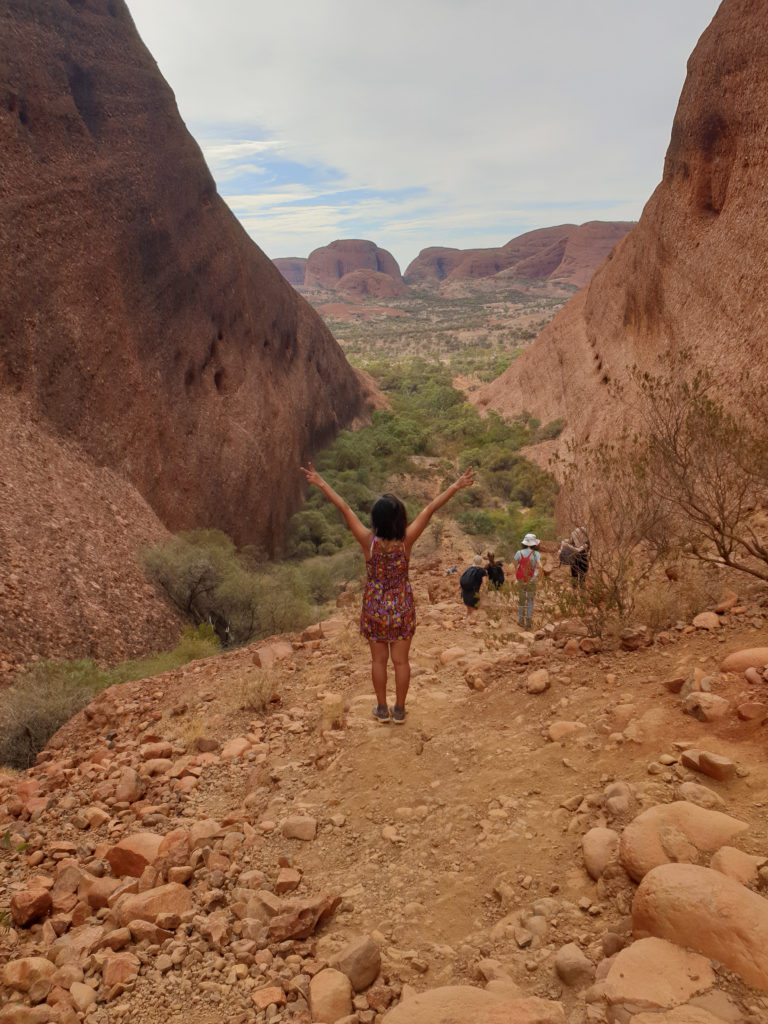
[299, 462, 476, 725]
[559, 525, 590, 587]
[513, 532, 542, 630]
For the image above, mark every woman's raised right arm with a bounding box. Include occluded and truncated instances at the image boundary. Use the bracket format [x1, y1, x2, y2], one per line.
[299, 463, 372, 551]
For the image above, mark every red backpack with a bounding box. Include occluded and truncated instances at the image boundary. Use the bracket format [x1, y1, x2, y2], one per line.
[515, 551, 536, 583]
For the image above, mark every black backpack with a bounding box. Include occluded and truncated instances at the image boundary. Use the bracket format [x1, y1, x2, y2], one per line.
[487, 562, 505, 587]
[460, 566, 484, 590]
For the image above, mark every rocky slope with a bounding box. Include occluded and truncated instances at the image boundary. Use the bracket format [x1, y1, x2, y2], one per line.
[403, 223, 633, 290]
[0, 0, 371, 557]
[474, 0, 768, 447]
[0, 393, 183, 676]
[1, 519, 767, 1024]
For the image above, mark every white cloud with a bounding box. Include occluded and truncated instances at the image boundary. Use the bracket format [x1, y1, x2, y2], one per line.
[125, 0, 722, 267]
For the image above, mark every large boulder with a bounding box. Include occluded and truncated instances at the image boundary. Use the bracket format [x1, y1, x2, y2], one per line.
[720, 647, 768, 673]
[603, 937, 714, 1013]
[403, 223, 632, 289]
[117, 883, 192, 926]
[633, 863, 768, 989]
[619, 801, 748, 881]
[106, 832, 165, 877]
[382, 986, 565, 1023]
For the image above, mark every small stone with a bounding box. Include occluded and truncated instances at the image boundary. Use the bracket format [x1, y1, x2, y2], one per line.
[582, 828, 620, 881]
[683, 693, 730, 722]
[737, 701, 766, 720]
[331, 935, 381, 991]
[526, 669, 550, 694]
[281, 815, 317, 841]
[251, 986, 286, 1010]
[555, 942, 595, 987]
[1, 957, 57, 993]
[677, 782, 725, 810]
[439, 646, 467, 664]
[310, 968, 353, 1021]
[69, 982, 97, 1012]
[275, 867, 302, 895]
[693, 612, 720, 631]
[10, 888, 52, 927]
[548, 721, 586, 742]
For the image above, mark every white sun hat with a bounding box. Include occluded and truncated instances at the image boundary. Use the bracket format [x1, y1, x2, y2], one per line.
[522, 533, 540, 548]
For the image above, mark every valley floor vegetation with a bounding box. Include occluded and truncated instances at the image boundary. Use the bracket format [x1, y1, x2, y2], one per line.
[139, 359, 561, 648]
[0, 625, 220, 770]
[317, 284, 573, 380]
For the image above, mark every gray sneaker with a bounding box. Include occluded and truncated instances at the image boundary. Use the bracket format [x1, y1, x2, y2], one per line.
[372, 704, 390, 724]
[390, 705, 406, 725]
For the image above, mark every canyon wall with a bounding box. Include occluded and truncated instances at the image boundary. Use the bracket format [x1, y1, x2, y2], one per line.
[476, 0, 767, 446]
[0, 0, 370, 556]
[0, 0, 373, 668]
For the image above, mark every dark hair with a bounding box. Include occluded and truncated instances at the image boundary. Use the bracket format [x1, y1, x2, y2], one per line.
[371, 493, 407, 540]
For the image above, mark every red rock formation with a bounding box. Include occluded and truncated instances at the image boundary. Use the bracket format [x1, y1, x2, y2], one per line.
[0, 0, 370, 559]
[403, 222, 633, 289]
[475, 0, 766, 446]
[337, 270, 410, 300]
[397, 247, 466, 287]
[304, 240, 403, 290]
[0, 0, 377, 669]
[273, 258, 308, 286]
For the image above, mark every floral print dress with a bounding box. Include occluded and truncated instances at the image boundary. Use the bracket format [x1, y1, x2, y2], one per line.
[360, 537, 415, 642]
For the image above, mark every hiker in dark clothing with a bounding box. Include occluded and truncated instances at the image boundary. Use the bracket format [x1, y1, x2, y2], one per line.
[485, 552, 505, 590]
[459, 555, 487, 617]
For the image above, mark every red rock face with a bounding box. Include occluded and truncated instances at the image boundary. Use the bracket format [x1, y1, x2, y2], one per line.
[304, 240, 403, 289]
[273, 258, 308, 286]
[337, 270, 410, 300]
[475, 0, 766, 444]
[0, 0, 370, 558]
[404, 223, 633, 288]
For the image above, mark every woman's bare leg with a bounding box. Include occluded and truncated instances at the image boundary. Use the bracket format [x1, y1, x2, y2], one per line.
[369, 640, 389, 706]
[391, 637, 412, 708]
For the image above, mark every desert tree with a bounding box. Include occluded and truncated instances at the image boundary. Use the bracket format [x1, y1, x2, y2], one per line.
[552, 436, 673, 630]
[631, 357, 768, 582]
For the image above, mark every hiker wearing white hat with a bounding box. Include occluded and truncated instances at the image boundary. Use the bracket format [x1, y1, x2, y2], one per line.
[513, 533, 541, 630]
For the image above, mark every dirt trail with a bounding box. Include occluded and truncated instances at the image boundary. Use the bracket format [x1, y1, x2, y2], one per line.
[1, 536, 767, 1023]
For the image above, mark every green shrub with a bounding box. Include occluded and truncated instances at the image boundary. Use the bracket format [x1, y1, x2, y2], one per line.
[0, 625, 220, 769]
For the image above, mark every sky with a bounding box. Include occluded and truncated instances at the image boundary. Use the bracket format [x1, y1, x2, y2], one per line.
[124, 0, 722, 273]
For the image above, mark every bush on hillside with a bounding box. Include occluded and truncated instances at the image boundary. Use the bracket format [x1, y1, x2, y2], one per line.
[0, 625, 220, 769]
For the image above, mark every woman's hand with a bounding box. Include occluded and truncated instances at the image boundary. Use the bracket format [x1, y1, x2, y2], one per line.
[453, 466, 476, 491]
[299, 462, 324, 489]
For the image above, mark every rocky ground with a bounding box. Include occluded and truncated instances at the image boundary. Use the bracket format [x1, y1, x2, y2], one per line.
[1, 537, 767, 1024]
